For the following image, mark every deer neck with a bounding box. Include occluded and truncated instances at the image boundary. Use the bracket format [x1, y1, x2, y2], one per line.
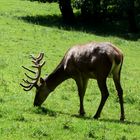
[45, 64, 69, 92]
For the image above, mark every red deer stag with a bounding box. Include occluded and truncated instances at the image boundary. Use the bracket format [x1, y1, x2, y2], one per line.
[20, 42, 125, 121]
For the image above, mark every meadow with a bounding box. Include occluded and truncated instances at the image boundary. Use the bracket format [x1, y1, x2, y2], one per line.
[0, 0, 140, 139]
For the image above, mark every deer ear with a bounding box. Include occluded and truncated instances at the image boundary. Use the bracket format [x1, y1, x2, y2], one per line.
[40, 77, 45, 84]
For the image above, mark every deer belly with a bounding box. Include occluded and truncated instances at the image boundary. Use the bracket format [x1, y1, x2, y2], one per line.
[88, 72, 96, 79]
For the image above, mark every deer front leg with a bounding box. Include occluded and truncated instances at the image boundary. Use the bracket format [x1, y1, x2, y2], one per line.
[75, 77, 88, 116]
[94, 78, 109, 119]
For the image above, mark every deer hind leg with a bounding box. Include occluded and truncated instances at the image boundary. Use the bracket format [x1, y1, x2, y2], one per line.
[75, 76, 88, 116]
[113, 72, 125, 121]
[94, 78, 109, 119]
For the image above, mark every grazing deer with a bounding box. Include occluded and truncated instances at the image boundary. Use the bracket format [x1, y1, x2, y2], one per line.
[20, 42, 125, 121]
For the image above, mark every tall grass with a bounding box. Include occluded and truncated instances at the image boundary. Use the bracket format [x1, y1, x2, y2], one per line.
[0, 0, 140, 139]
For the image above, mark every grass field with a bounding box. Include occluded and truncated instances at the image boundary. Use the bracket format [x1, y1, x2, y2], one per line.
[0, 0, 140, 139]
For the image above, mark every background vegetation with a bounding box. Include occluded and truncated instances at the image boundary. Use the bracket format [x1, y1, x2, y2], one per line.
[33, 0, 140, 32]
[0, 0, 140, 139]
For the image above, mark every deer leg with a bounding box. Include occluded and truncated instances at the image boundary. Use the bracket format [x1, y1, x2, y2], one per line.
[76, 77, 88, 116]
[94, 78, 109, 119]
[113, 75, 125, 121]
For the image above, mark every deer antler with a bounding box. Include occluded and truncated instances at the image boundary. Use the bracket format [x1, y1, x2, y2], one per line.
[20, 53, 45, 91]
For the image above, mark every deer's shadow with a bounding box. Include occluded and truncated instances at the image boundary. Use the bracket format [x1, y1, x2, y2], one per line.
[34, 107, 140, 126]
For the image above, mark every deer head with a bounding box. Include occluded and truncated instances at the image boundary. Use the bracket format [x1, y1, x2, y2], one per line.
[20, 53, 50, 106]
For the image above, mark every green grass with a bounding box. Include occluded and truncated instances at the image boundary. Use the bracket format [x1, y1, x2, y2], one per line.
[0, 0, 140, 139]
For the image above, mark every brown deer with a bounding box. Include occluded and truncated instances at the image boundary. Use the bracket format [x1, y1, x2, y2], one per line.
[20, 42, 125, 121]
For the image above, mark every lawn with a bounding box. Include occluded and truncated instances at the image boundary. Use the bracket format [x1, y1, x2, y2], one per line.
[0, 0, 140, 139]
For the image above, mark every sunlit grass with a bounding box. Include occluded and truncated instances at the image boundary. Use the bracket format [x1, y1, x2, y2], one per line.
[0, 0, 140, 139]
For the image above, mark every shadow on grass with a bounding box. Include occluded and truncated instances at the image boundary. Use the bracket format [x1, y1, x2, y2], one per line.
[99, 118, 140, 126]
[35, 107, 140, 126]
[34, 106, 57, 117]
[35, 106, 92, 119]
[20, 14, 140, 41]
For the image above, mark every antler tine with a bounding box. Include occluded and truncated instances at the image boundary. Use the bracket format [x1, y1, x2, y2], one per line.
[24, 73, 37, 80]
[20, 83, 31, 88]
[22, 66, 36, 74]
[36, 53, 44, 61]
[20, 78, 38, 91]
[20, 52, 45, 91]
[30, 55, 36, 61]
[23, 86, 34, 91]
[22, 79, 35, 85]
[30, 53, 44, 63]
[20, 83, 35, 91]
[40, 61, 45, 67]
[32, 61, 45, 68]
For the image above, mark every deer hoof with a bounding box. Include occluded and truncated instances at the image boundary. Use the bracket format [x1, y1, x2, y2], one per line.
[79, 111, 85, 116]
[93, 114, 100, 119]
[120, 116, 125, 122]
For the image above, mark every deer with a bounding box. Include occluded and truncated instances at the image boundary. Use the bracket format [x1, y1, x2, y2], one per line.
[20, 42, 125, 121]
